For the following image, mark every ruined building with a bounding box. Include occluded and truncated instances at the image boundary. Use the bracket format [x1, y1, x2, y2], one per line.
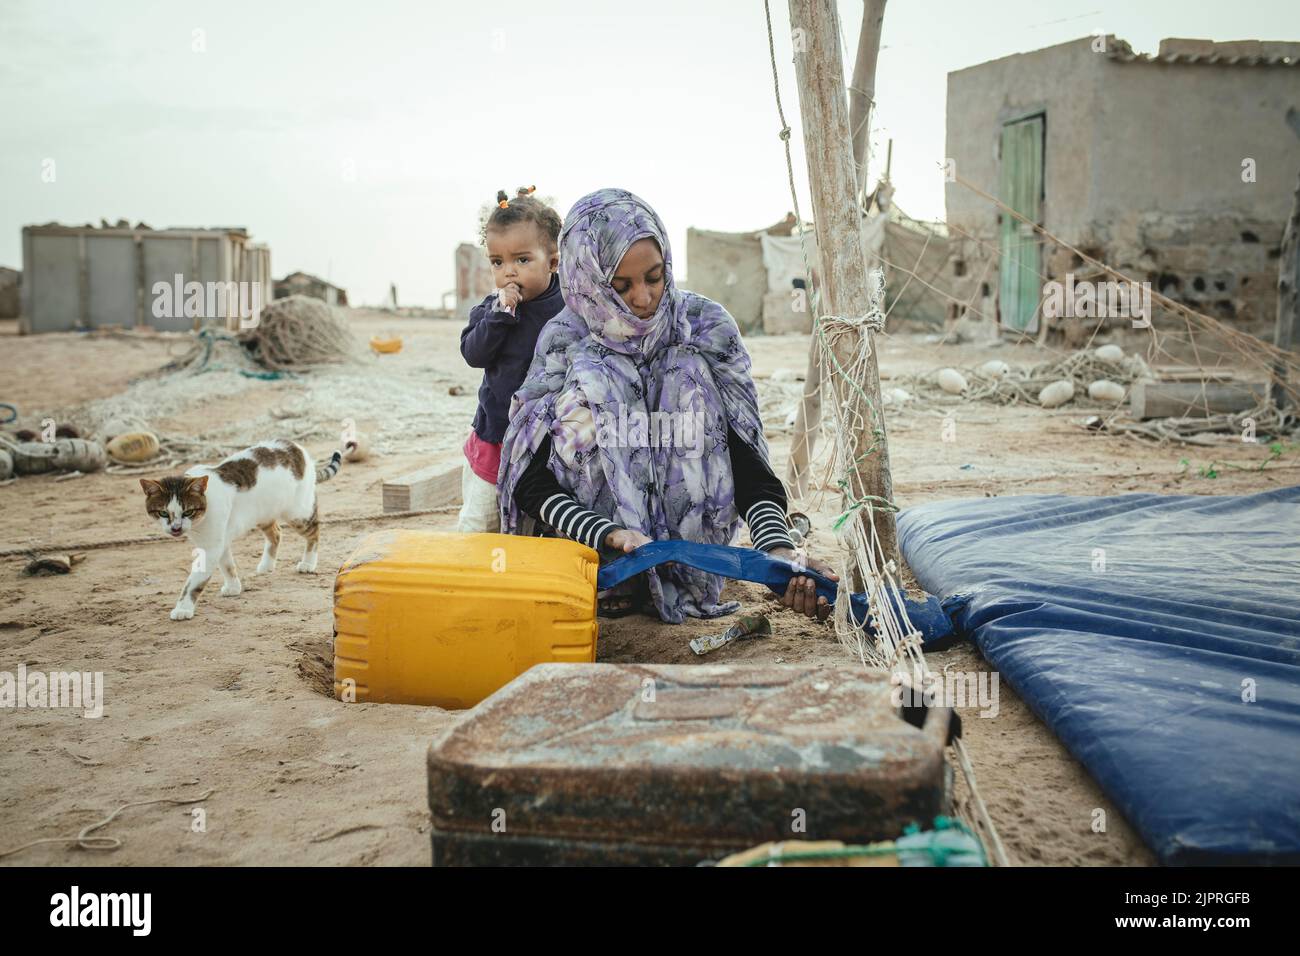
[273, 271, 348, 306]
[944, 36, 1300, 341]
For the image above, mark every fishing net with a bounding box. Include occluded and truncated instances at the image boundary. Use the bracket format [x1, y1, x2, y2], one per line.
[237, 295, 363, 370]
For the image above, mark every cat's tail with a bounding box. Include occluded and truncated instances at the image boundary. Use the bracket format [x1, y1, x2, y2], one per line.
[316, 449, 345, 482]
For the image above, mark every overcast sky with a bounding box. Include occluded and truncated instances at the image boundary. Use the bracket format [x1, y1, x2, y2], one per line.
[3, 0, 1298, 306]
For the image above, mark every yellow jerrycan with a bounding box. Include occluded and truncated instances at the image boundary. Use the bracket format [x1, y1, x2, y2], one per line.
[333, 530, 599, 708]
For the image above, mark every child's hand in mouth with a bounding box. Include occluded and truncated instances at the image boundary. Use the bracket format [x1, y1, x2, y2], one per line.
[497, 282, 523, 312]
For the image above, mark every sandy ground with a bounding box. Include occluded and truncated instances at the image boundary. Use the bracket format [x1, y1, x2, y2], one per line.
[1, 311, 1294, 867]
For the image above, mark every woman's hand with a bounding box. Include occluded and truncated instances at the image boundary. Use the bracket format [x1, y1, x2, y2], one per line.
[604, 528, 653, 553]
[767, 547, 839, 621]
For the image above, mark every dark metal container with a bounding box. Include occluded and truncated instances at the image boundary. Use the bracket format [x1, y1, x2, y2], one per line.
[427, 662, 953, 866]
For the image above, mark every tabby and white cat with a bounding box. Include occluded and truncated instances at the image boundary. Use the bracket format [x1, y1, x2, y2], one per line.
[140, 439, 345, 621]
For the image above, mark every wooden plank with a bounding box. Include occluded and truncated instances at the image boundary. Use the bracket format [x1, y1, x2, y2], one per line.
[1152, 366, 1236, 382]
[382, 463, 462, 513]
[1130, 381, 1267, 420]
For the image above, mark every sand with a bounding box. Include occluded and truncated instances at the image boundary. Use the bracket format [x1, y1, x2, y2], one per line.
[1, 311, 1293, 866]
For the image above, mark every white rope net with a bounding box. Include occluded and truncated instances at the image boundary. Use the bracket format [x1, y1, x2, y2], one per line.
[810, 273, 924, 674]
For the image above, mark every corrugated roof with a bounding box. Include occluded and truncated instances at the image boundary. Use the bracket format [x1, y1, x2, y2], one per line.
[1107, 38, 1299, 67]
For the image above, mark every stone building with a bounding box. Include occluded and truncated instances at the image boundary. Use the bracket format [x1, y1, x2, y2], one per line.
[274, 271, 348, 306]
[944, 36, 1300, 340]
[686, 210, 950, 336]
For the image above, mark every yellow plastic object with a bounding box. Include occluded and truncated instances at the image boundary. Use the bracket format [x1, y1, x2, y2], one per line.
[333, 530, 599, 708]
[369, 335, 403, 354]
[105, 431, 160, 463]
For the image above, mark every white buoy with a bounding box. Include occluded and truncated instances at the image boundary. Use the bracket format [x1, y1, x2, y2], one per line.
[1038, 380, 1075, 408]
[0, 449, 12, 481]
[978, 359, 1011, 379]
[1088, 380, 1126, 403]
[937, 368, 968, 395]
[344, 432, 370, 463]
[1094, 344, 1124, 363]
[885, 387, 913, 405]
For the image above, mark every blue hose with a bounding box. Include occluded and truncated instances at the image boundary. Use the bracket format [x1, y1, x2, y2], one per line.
[0, 403, 16, 425]
[597, 540, 955, 643]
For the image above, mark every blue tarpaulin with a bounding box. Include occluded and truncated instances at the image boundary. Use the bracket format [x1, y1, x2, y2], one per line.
[598, 540, 954, 642]
[898, 486, 1300, 865]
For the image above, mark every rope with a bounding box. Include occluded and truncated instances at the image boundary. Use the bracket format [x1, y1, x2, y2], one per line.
[952, 738, 1010, 867]
[734, 816, 987, 867]
[888, 633, 925, 667]
[740, 844, 900, 865]
[0, 505, 461, 558]
[823, 311, 885, 333]
[0, 787, 215, 858]
[762, 1, 1011, 866]
[237, 295, 363, 371]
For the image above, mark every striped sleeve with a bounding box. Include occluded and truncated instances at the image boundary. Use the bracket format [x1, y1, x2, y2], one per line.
[746, 500, 795, 553]
[540, 493, 618, 552]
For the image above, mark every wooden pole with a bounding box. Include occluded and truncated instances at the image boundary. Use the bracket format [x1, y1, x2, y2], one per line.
[785, 289, 824, 499]
[849, 0, 887, 195]
[786, 0, 887, 501]
[787, 0, 899, 565]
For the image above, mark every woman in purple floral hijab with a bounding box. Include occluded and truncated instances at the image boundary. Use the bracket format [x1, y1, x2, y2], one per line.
[499, 188, 835, 623]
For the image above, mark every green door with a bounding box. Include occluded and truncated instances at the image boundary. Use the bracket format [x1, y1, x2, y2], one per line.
[998, 115, 1044, 333]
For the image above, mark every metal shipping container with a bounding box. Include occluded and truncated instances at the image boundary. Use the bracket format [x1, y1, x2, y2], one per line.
[19, 223, 271, 334]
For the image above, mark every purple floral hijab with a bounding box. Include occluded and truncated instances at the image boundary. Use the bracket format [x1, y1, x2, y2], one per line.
[498, 188, 770, 623]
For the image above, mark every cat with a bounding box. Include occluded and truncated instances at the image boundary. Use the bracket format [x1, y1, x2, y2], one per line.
[140, 439, 345, 621]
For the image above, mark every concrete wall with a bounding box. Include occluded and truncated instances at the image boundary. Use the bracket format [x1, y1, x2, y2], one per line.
[0, 266, 19, 318]
[943, 38, 1106, 331]
[1086, 56, 1300, 326]
[685, 228, 766, 335]
[945, 38, 1104, 255]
